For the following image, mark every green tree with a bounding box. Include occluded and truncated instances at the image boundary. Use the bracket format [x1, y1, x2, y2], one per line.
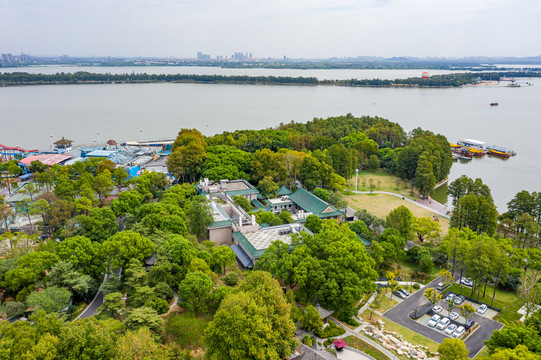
[159, 235, 197, 266]
[304, 214, 322, 234]
[115, 328, 173, 360]
[386, 205, 414, 240]
[212, 246, 236, 274]
[387, 270, 399, 300]
[167, 128, 208, 183]
[26, 286, 71, 313]
[302, 305, 323, 333]
[518, 270, 541, 318]
[415, 152, 436, 197]
[178, 271, 214, 313]
[20, 182, 39, 201]
[100, 292, 125, 319]
[205, 271, 297, 360]
[233, 195, 252, 212]
[48, 261, 95, 299]
[56, 235, 103, 276]
[412, 217, 441, 242]
[124, 307, 165, 334]
[102, 231, 155, 270]
[187, 196, 213, 240]
[486, 325, 541, 354]
[92, 169, 114, 202]
[438, 338, 469, 360]
[258, 176, 279, 198]
[112, 167, 129, 191]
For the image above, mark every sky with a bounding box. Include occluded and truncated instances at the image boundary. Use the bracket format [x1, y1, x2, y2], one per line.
[1, 0, 540, 58]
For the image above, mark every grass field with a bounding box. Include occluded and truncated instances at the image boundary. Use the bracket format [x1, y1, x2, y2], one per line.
[346, 170, 418, 199]
[474, 346, 490, 359]
[345, 193, 450, 236]
[343, 335, 390, 360]
[164, 311, 212, 357]
[371, 293, 398, 313]
[447, 283, 524, 323]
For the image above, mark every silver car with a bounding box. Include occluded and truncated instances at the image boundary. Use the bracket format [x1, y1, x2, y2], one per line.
[449, 311, 459, 321]
[478, 304, 488, 314]
[428, 314, 441, 327]
[444, 324, 458, 335]
[436, 317, 450, 330]
[453, 326, 465, 338]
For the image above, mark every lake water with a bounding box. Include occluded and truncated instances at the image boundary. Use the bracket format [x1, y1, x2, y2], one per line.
[1, 66, 539, 211]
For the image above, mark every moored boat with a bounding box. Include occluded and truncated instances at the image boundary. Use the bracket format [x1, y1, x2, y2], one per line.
[487, 149, 510, 158]
[486, 145, 516, 157]
[490, 102, 498, 106]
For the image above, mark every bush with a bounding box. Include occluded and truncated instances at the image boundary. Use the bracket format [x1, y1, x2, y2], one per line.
[413, 283, 421, 290]
[224, 272, 239, 286]
[302, 335, 314, 346]
[315, 322, 345, 338]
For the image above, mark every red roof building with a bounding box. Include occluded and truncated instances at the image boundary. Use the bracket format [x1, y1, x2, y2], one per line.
[20, 154, 72, 167]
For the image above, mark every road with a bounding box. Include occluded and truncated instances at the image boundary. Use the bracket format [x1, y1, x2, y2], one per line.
[383, 276, 504, 358]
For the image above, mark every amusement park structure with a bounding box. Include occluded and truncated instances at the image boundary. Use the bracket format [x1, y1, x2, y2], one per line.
[0, 144, 39, 161]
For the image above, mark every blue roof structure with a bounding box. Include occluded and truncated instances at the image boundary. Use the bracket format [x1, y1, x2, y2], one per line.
[230, 244, 254, 268]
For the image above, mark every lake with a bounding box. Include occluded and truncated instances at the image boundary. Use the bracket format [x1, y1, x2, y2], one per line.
[1, 66, 539, 211]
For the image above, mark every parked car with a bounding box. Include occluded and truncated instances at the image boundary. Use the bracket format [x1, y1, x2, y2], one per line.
[445, 294, 456, 303]
[449, 312, 459, 321]
[455, 295, 465, 305]
[453, 326, 465, 338]
[432, 305, 443, 314]
[394, 291, 407, 299]
[465, 319, 475, 330]
[461, 278, 473, 287]
[436, 317, 450, 330]
[428, 314, 441, 327]
[478, 304, 488, 314]
[400, 288, 411, 296]
[436, 282, 446, 290]
[444, 324, 458, 335]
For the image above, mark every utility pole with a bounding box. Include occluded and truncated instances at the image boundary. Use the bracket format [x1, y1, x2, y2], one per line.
[355, 168, 359, 193]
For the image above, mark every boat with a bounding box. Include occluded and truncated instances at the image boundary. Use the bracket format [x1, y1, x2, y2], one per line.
[507, 82, 521, 87]
[458, 154, 472, 161]
[486, 145, 516, 157]
[487, 149, 510, 158]
[490, 102, 498, 106]
[457, 139, 487, 156]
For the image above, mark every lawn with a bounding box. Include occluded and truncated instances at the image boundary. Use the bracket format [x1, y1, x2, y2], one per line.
[371, 293, 398, 313]
[446, 283, 524, 323]
[360, 311, 440, 354]
[164, 311, 213, 356]
[380, 257, 439, 285]
[345, 193, 450, 236]
[346, 170, 418, 199]
[342, 335, 390, 360]
[474, 346, 490, 359]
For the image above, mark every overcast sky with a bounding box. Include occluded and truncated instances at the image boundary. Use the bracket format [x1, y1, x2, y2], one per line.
[1, 0, 540, 58]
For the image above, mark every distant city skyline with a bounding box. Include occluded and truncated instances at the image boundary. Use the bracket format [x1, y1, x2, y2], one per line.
[1, 0, 540, 58]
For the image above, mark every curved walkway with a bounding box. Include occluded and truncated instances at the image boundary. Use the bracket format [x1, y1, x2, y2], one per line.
[352, 191, 450, 219]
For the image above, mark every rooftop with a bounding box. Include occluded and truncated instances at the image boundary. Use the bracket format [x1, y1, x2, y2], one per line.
[289, 188, 343, 218]
[197, 179, 259, 196]
[20, 154, 72, 166]
[276, 185, 293, 196]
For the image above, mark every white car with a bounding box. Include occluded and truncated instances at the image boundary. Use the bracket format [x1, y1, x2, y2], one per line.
[478, 304, 488, 314]
[428, 314, 441, 327]
[449, 311, 459, 321]
[445, 294, 456, 303]
[453, 326, 465, 338]
[461, 278, 474, 287]
[437, 282, 446, 290]
[444, 324, 458, 335]
[436, 317, 450, 330]
[432, 305, 443, 313]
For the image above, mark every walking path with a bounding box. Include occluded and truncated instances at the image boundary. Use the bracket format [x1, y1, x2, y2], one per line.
[352, 191, 450, 219]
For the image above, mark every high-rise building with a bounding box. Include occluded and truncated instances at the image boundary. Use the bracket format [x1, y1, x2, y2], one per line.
[197, 51, 211, 61]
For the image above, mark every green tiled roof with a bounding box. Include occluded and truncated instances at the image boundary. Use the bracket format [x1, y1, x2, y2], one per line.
[276, 185, 293, 196]
[252, 200, 270, 211]
[233, 231, 266, 259]
[226, 188, 259, 196]
[208, 220, 235, 229]
[289, 188, 344, 218]
[357, 234, 372, 247]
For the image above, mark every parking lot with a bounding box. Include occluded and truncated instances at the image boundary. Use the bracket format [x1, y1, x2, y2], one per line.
[383, 277, 504, 358]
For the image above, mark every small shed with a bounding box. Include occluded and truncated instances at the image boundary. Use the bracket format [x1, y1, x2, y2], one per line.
[315, 304, 334, 323]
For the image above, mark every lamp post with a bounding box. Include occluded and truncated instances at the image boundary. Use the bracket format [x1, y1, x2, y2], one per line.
[97, 132, 101, 146]
[355, 169, 359, 193]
